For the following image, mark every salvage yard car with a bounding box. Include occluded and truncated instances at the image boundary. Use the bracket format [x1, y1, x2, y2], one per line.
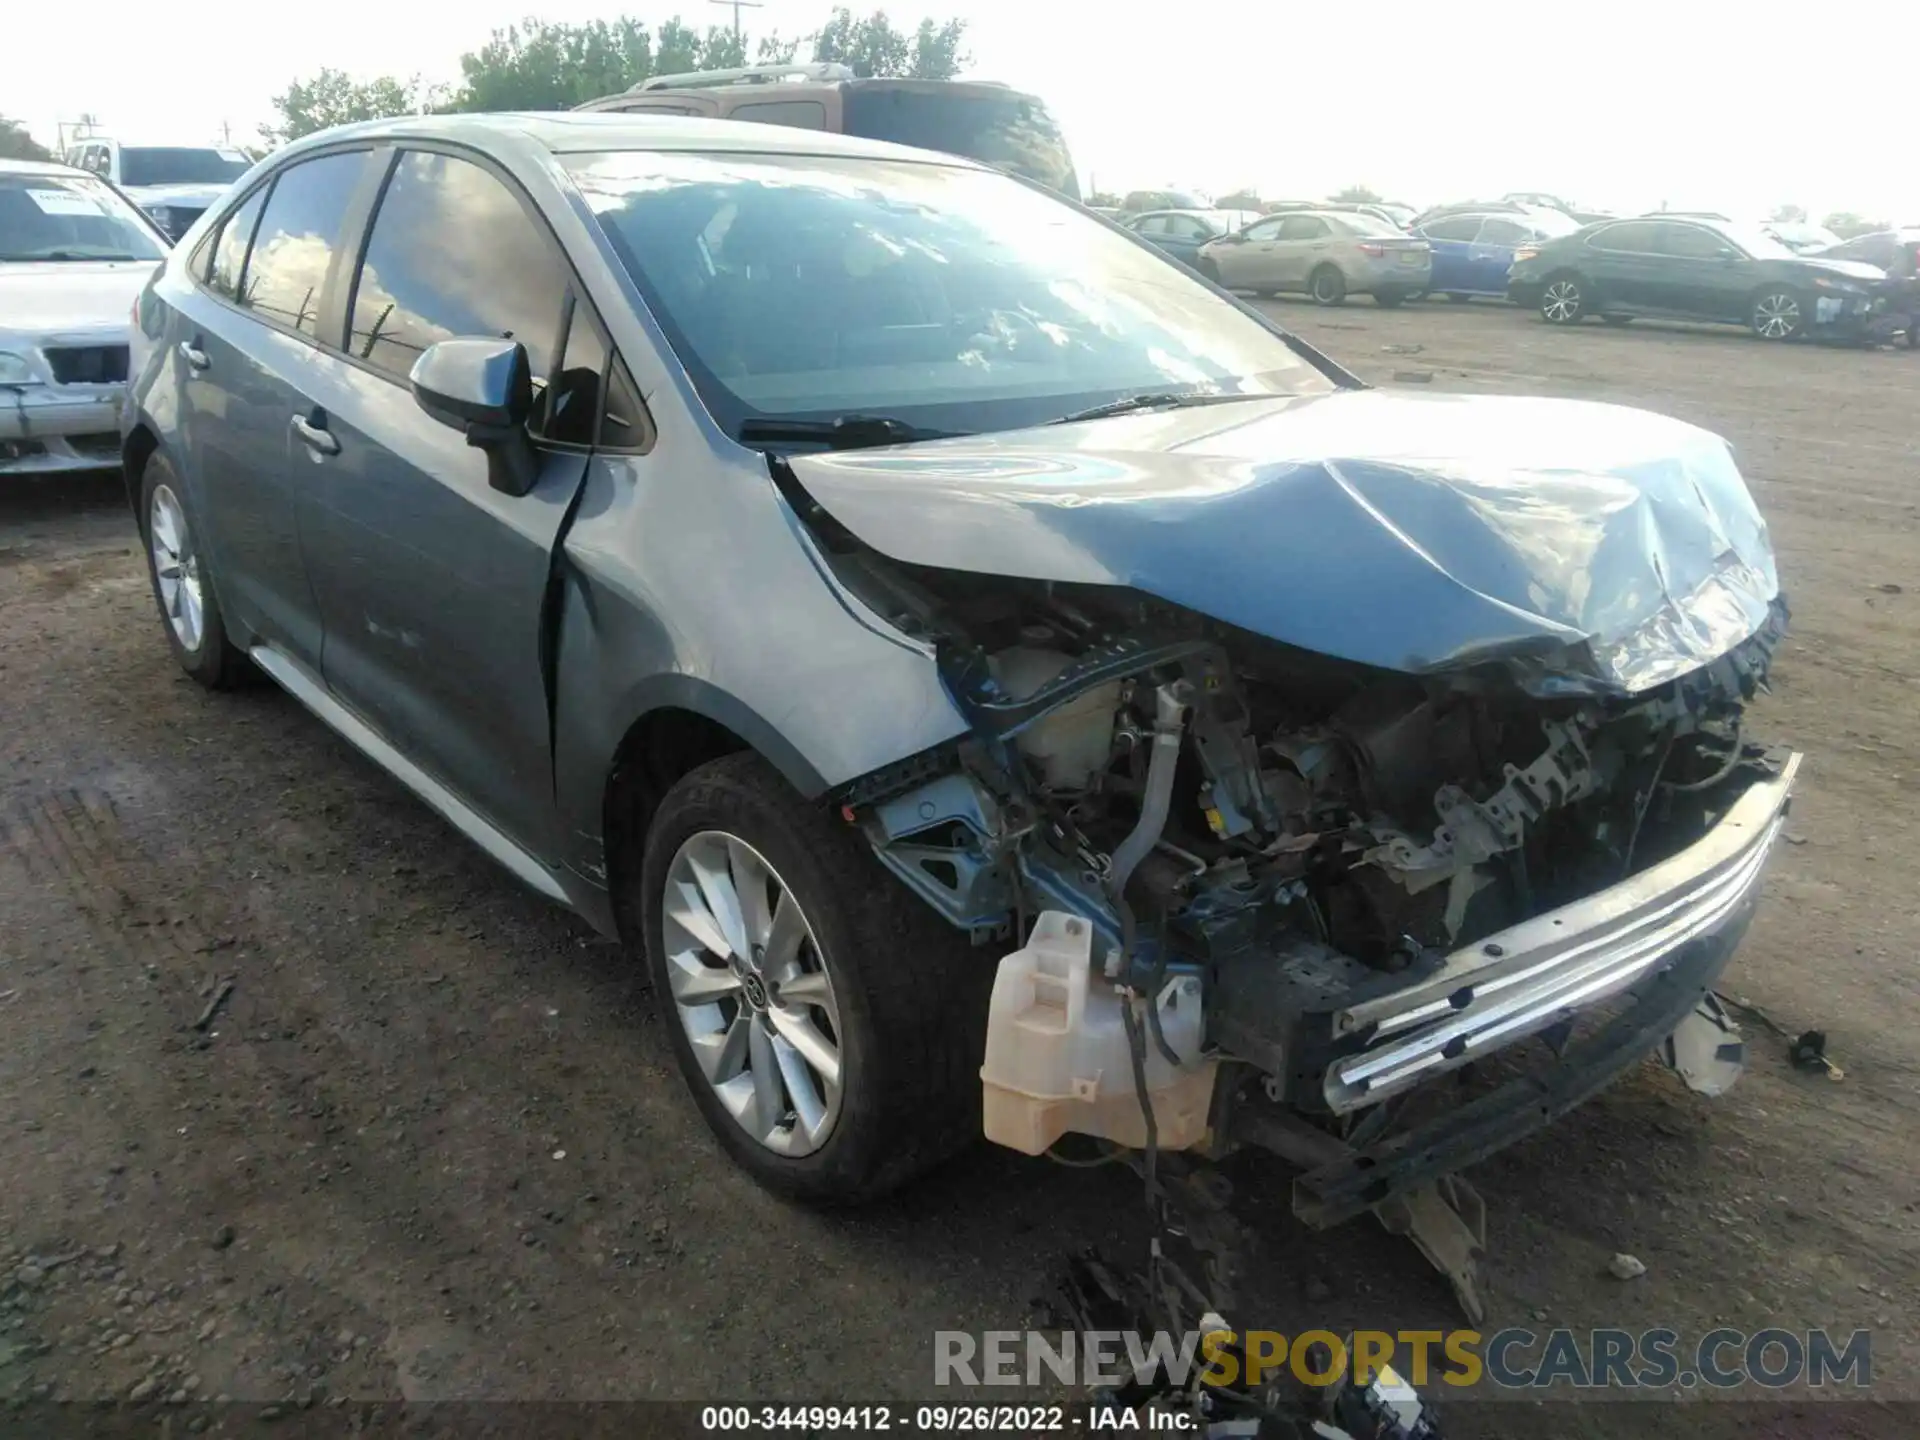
[1509, 215, 1888, 339]
[1197, 209, 1431, 305]
[2, 158, 168, 475]
[64, 138, 252, 243]
[122, 118, 1801, 1255]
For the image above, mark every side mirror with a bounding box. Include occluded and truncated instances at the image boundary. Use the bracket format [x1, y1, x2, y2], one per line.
[410, 338, 541, 496]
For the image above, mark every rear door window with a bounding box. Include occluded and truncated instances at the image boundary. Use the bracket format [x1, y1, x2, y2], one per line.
[1475, 218, 1528, 245]
[240, 151, 368, 340]
[345, 150, 565, 387]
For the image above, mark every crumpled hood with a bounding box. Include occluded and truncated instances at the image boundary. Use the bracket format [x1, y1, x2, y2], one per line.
[0, 261, 155, 339]
[1788, 256, 1885, 283]
[788, 389, 1782, 696]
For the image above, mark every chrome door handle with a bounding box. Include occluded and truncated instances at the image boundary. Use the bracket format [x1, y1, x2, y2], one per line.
[178, 341, 210, 372]
[291, 414, 340, 456]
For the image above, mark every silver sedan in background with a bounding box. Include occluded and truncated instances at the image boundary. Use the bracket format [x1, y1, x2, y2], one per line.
[1198, 208, 1431, 306]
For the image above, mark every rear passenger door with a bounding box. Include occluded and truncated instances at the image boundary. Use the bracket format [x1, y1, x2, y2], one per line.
[1271, 215, 1332, 290]
[166, 148, 373, 670]
[1419, 214, 1481, 294]
[1469, 217, 1529, 295]
[292, 146, 612, 859]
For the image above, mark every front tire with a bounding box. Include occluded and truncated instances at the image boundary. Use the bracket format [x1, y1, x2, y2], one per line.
[1540, 272, 1586, 324]
[1750, 288, 1805, 341]
[639, 753, 991, 1203]
[1196, 257, 1221, 285]
[139, 452, 247, 689]
[1309, 265, 1347, 306]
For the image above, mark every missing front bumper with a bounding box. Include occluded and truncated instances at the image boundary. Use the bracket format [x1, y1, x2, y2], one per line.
[1323, 750, 1801, 1112]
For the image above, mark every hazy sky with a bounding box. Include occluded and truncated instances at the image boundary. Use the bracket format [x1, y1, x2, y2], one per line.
[11, 0, 1916, 223]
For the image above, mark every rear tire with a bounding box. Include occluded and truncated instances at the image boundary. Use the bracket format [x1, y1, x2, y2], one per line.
[138, 452, 248, 690]
[1309, 265, 1347, 306]
[639, 753, 992, 1203]
[1539, 271, 1587, 324]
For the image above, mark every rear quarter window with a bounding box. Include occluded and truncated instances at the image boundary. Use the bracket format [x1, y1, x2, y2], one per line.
[725, 99, 828, 130]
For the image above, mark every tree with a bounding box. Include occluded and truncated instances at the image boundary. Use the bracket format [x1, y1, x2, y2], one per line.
[1822, 212, 1888, 240]
[447, 16, 799, 111]
[1331, 184, 1382, 204]
[265, 69, 419, 144]
[812, 8, 968, 78]
[0, 117, 52, 162]
[1217, 188, 1262, 211]
[1084, 190, 1121, 208]
[452, 18, 656, 111]
[1770, 203, 1807, 224]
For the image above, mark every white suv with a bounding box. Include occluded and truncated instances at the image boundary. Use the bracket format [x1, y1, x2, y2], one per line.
[63, 139, 251, 242]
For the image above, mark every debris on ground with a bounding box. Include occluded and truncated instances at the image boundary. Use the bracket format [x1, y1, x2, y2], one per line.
[193, 979, 235, 1031]
[1609, 1253, 1648, 1281]
[1714, 993, 1845, 1080]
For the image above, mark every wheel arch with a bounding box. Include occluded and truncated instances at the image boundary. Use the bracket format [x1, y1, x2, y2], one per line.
[121, 420, 162, 523]
[597, 679, 831, 944]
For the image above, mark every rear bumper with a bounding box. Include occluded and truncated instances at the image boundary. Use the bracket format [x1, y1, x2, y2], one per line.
[1355, 257, 1432, 294]
[1, 386, 124, 475]
[1324, 750, 1801, 1112]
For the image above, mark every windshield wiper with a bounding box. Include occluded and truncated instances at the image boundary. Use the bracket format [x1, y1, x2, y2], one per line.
[1048, 391, 1265, 426]
[736, 414, 961, 450]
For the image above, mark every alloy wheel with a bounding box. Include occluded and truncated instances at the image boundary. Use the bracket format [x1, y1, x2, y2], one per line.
[661, 830, 843, 1157]
[1753, 292, 1800, 340]
[149, 483, 205, 653]
[1542, 279, 1582, 322]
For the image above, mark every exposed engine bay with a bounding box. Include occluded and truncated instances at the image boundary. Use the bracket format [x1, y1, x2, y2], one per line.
[827, 540, 1792, 1124]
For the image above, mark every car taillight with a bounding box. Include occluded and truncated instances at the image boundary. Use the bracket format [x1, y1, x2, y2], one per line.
[1359, 242, 1384, 257]
[1513, 244, 1540, 263]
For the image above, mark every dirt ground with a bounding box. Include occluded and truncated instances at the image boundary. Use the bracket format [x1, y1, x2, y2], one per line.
[1, 301, 1916, 1438]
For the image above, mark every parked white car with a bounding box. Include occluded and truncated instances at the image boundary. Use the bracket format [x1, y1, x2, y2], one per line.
[1, 159, 168, 476]
[62, 138, 251, 242]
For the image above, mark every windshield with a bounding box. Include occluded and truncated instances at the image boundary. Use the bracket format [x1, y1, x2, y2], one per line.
[568, 150, 1331, 440]
[0, 172, 167, 262]
[119, 147, 249, 187]
[842, 86, 1078, 199]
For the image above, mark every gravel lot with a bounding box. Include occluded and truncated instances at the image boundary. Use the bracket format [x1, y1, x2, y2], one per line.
[2, 300, 1915, 1437]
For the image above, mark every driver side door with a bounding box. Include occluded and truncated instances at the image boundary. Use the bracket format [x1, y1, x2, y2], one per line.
[292, 147, 602, 860]
[1218, 216, 1284, 288]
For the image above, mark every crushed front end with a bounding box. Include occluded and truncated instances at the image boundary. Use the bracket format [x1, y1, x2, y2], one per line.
[829, 563, 1798, 1207]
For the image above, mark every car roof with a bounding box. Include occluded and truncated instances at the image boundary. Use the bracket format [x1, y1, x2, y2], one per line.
[276, 111, 993, 173]
[0, 157, 88, 178]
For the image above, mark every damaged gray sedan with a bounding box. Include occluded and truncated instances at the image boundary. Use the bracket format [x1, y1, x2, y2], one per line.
[124, 116, 1799, 1263]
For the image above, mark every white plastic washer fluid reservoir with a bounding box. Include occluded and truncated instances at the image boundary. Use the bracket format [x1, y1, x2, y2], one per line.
[980, 910, 1218, 1156]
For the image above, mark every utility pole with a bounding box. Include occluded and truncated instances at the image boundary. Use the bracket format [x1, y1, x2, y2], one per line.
[709, 0, 763, 47]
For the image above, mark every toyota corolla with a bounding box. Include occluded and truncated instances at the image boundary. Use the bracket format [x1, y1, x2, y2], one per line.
[122, 117, 1800, 1286]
